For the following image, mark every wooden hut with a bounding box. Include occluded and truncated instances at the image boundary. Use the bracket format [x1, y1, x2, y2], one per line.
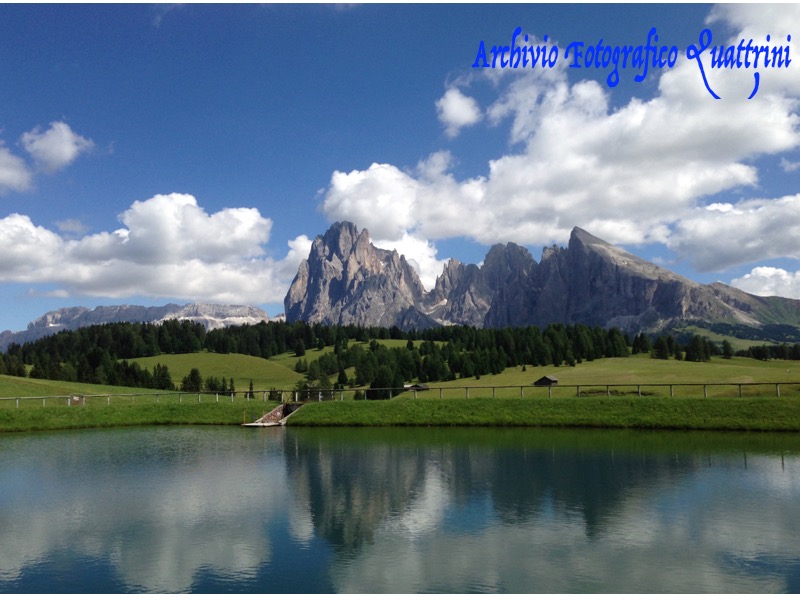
[533, 375, 558, 387]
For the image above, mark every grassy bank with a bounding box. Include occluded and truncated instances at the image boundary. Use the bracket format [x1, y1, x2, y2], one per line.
[285, 396, 800, 431]
[3, 395, 800, 432]
[0, 403, 278, 433]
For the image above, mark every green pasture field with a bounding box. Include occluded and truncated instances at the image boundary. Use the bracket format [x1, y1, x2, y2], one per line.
[0, 374, 278, 432]
[0, 374, 178, 402]
[286, 396, 800, 432]
[132, 341, 414, 389]
[670, 325, 755, 351]
[134, 347, 800, 395]
[132, 351, 304, 390]
[4, 351, 800, 433]
[0, 402, 277, 433]
[407, 354, 800, 400]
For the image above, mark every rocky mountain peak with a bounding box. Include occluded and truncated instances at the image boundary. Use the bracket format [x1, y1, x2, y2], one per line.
[284, 221, 427, 327]
[285, 221, 800, 334]
[569, 226, 608, 246]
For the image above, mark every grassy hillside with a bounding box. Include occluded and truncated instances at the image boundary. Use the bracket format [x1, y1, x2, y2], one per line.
[133, 351, 304, 390]
[0, 403, 276, 433]
[670, 325, 754, 351]
[430, 353, 800, 386]
[0, 375, 173, 400]
[132, 341, 414, 389]
[4, 349, 800, 404]
[4, 350, 800, 432]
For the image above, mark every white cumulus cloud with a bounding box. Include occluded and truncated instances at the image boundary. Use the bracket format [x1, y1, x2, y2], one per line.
[435, 88, 482, 138]
[732, 266, 800, 298]
[781, 158, 800, 172]
[0, 121, 92, 194]
[669, 194, 800, 272]
[0, 193, 309, 305]
[320, 4, 800, 295]
[0, 143, 32, 193]
[20, 121, 94, 173]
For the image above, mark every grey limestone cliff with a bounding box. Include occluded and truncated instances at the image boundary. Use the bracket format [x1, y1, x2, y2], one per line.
[284, 222, 429, 327]
[285, 221, 800, 333]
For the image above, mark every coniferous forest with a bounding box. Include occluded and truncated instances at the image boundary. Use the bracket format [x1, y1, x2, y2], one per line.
[1, 318, 799, 395]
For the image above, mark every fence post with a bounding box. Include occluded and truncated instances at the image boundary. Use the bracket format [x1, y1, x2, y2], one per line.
[703, 385, 708, 399]
[492, 387, 496, 398]
[439, 388, 443, 400]
[466, 387, 469, 399]
[43, 397, 45, 407]
[548, 386, 552, 398]
[607, 385, 610, 397]
[520, 386, 524, 398]
[576, 385, 580, 397]
[669, 385, 673, 398]
[637, 385, 641, 397]
[777, 383, 781, 398]
[108, 396, 110, 405]
[198, 394, 201, 403]
[739, 384, 742, 398]
[16, 398, 18, 409]
[414, 389, 418, 399]
[216, 393, 219, 403]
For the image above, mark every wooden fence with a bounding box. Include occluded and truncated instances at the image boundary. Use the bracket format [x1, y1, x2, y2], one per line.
[2, 382, 799, 409]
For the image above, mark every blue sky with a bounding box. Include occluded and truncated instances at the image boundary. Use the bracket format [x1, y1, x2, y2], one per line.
[1, 3, 800, 332]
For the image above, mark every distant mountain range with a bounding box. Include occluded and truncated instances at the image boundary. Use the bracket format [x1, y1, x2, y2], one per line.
[6, 222, 800, 353]
[0, 303, 274, 351]
[284, 221, 800, 335]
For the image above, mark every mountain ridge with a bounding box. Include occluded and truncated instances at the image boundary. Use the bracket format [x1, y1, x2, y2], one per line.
[6, 222, 800, 351]
[284, 221, 800, 333]
[0, 303, 274, 351]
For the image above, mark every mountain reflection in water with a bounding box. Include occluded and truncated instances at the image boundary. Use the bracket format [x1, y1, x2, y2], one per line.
[0, 426, 798, 593]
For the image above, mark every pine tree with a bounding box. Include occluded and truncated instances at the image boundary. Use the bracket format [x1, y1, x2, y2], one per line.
[182, 368, 202, 392]
[652, 336, 670, 360]
[722, 339, 734, 359]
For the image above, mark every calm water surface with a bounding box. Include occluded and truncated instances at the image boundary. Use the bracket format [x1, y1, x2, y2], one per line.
[0, 425, 799, 593]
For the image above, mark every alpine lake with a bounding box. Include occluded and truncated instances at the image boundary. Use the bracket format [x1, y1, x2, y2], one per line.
[1, 425, 799, 594]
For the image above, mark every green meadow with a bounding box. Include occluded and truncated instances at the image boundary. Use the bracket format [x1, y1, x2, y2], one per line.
[132, 351, 304, 390]
[406, 353, 800, 400]
[0, 374, 175, 402]
[286, 396, 800, 431]
[2, 349, 800, 432]
[0, 402, 274, 433]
